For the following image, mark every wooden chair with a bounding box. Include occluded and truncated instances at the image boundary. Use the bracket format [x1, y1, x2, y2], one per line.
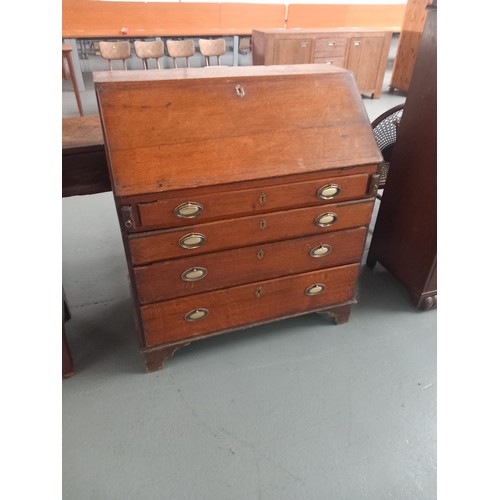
[166, 39, 195, 68]
[134, 41, 164, 70]
[98, 41, 131, 70]
[371, 103, 405, 199]
[199, 38, 226, 66]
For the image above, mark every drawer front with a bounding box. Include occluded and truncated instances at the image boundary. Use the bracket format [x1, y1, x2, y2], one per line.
[313, 57, 345, 67]
[135, 173, 371, 231]
[314, 37, 347, 57]
[134, 227, 367, 304]
[129, 199, 374, 265]
[141, 264, 360, 346]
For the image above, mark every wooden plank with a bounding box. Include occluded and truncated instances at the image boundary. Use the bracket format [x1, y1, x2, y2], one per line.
[62, 0, 222, 38]
[62, 1, 404, 38]
[220, 3, 286, 33]
[287, 3, 406, 31]
[390, 0, 433, 92]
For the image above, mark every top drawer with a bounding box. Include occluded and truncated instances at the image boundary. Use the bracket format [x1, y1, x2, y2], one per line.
[314, 37, 347, 57]
[129, 173, 373, 232]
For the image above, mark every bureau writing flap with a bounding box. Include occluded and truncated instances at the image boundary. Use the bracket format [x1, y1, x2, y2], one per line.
[94, 64, 382, 197]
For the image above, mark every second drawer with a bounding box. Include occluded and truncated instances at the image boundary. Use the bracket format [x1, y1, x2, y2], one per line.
[134, 226, 367, 304]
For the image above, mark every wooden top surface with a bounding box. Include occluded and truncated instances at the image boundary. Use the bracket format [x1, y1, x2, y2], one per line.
[252, 28, 393, 35]
[95, 65, 382, 197]
[93, 63, 349, 84]
[62, 115, 103, 151]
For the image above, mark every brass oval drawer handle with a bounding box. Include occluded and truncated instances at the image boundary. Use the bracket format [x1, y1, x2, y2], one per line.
[314, 212, 337, 227]
[305, 283, 326, 296]
[181, 267, 208, 282]
[327, 42, 335, 46]
[317, 183, 341, 199]
[174, 202, 203, 218]
[309, 244, 332, 258]
[179, 233, 206, 249]
[184, 308, 209, 322]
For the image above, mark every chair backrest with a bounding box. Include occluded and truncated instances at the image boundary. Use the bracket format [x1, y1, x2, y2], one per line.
[166, 39, 195, 58]
[199, 38, 226, 57]
[98, 41, 131, 61]
[134, 41, 164, 60]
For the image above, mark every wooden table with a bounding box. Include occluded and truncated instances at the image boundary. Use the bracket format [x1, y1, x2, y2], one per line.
[62, 115, 110, 197]
[62, 44, 84, 116]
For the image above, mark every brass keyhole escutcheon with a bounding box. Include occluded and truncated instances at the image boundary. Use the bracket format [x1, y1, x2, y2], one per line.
[259, 219, 268, 230]
[258, 192, 267, 205]
[256, 249, 265, 260]
[235, 84, 245, 97]
[124, 219, 133, 228]
[255, 287, 264, 298]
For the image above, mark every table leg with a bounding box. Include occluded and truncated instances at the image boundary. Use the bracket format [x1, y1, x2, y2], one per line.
[63, 49, 84, 116]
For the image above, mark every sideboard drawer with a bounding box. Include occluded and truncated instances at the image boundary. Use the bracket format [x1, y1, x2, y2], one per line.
[135, 173, 372, 230]
[314, 37, 347, 57]
[314, 57, 345, 67]
[141, 263, 360, 346]
[129, 199, 374, 264]
[134, 227, 367, 304]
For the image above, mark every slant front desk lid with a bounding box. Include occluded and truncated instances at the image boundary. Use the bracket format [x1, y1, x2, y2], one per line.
[94, 65, 382, 198]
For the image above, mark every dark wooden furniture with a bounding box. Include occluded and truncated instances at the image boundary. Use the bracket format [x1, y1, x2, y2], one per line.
[94, 65, 382, 372]
[367, 2, 436, 310]
[62, 44, 84, 116]
[252, 28, 392, 99]
[62, 115, 110, 197]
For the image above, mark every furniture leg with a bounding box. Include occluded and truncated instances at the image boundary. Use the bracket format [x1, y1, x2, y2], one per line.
[62, 45, 84, 117]
[142, 343, 191, 372]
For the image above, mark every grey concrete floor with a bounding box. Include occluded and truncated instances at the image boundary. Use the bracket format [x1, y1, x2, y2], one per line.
[62, 36, 436, 499]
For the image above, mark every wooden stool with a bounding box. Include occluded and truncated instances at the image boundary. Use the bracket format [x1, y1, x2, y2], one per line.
[62, 44, 84, 116]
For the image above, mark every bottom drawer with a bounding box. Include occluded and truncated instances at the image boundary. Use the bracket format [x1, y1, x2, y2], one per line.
[141, 263, 360, 347]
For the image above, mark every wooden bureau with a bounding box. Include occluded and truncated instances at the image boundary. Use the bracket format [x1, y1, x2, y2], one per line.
[252, 29, 392, 98]
[94, 65, 382, 372]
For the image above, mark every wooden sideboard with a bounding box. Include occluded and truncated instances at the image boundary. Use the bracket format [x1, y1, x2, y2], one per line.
[252, 29, 392, 99]
[94, 65, 382, 372]
[367, 2, 436, 310]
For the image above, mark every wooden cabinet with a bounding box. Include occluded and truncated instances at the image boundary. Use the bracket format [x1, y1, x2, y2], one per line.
[367, 2, 436, 310]
[252, 29, 392, 98]
[94, 65, 382, 372]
